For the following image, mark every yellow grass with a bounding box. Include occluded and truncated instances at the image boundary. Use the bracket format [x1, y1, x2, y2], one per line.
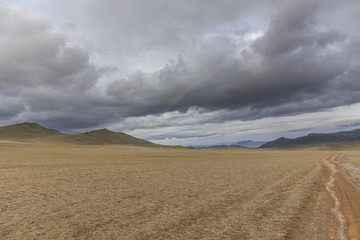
[0, 143, 329, 239]
[342, 150, 360, 167]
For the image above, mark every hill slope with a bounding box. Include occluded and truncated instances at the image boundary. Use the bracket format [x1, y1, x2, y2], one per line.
[0, 122, 62, 140]
[62, 128, 157, 146]
[260, 128, 360, 148]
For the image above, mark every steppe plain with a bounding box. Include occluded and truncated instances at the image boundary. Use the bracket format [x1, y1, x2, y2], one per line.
[1, 141, 360, 239]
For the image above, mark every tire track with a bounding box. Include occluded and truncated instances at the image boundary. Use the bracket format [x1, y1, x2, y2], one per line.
[323, 156, 347, 240]
[288, 154, 360, 240]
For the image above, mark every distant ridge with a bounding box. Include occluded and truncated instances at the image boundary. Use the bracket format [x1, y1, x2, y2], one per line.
[235, 140, 267, 148]
[193, 140, 267, 148]
[260, 128, 360, 148]
[0, 122, 157, 146]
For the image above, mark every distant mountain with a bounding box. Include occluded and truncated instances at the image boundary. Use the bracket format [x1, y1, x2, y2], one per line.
[0, 122, 157, 147]
[0, 122, 62, 140]
[260, 128, 360, 148]
[235, 140, 267, 148]
[192, 140, 267, 148]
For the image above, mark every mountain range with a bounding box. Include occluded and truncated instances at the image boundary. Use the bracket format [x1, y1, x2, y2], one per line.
[192, 140, 267, 148]
[260, 128, 360, 148]
[2, 122, 360, 149]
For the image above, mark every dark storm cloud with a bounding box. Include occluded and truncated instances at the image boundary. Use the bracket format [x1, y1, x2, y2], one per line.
[1, 0, 360, 133]
[0, 7, 98, 91]
[0, 97, 25, 119]
[105, 57, 192, 114]
[104, 0, 359, 121]
[0, 2, 108, 129]
[44, 0, 274, 54]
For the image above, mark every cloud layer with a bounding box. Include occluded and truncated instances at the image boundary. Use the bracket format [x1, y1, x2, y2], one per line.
[1, 0, 360, 143]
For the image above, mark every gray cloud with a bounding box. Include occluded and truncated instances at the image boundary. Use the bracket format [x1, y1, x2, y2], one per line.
[35, 0, 274, 52]
[0, 2, 106, 129]
[103, 0, 358, 122]
[0, 6, 98, 91]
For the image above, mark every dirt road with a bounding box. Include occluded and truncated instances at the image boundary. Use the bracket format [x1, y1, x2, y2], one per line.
[288, 154, 360, 240]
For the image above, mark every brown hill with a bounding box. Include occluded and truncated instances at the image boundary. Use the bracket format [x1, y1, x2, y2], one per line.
[61, 128, 157, 146]
[0, 122, 157, 147]
[0, 122, 62, 141]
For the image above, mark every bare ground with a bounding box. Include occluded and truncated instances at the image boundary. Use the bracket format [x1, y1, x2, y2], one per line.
[287, 154, 360, 240]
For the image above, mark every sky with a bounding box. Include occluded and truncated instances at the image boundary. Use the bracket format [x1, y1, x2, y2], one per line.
[0, 0, 360, 145]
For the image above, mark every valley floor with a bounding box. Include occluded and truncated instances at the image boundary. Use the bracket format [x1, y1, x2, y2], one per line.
[0, 143, 359, 239]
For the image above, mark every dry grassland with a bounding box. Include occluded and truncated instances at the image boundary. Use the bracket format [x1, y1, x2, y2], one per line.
[337, 150, 360, 196]
[0, 143, 328, 240]
[342, 150, 360, 168]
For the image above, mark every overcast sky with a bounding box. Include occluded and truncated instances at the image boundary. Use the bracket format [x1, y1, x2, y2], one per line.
[1, 0, 360, 145]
